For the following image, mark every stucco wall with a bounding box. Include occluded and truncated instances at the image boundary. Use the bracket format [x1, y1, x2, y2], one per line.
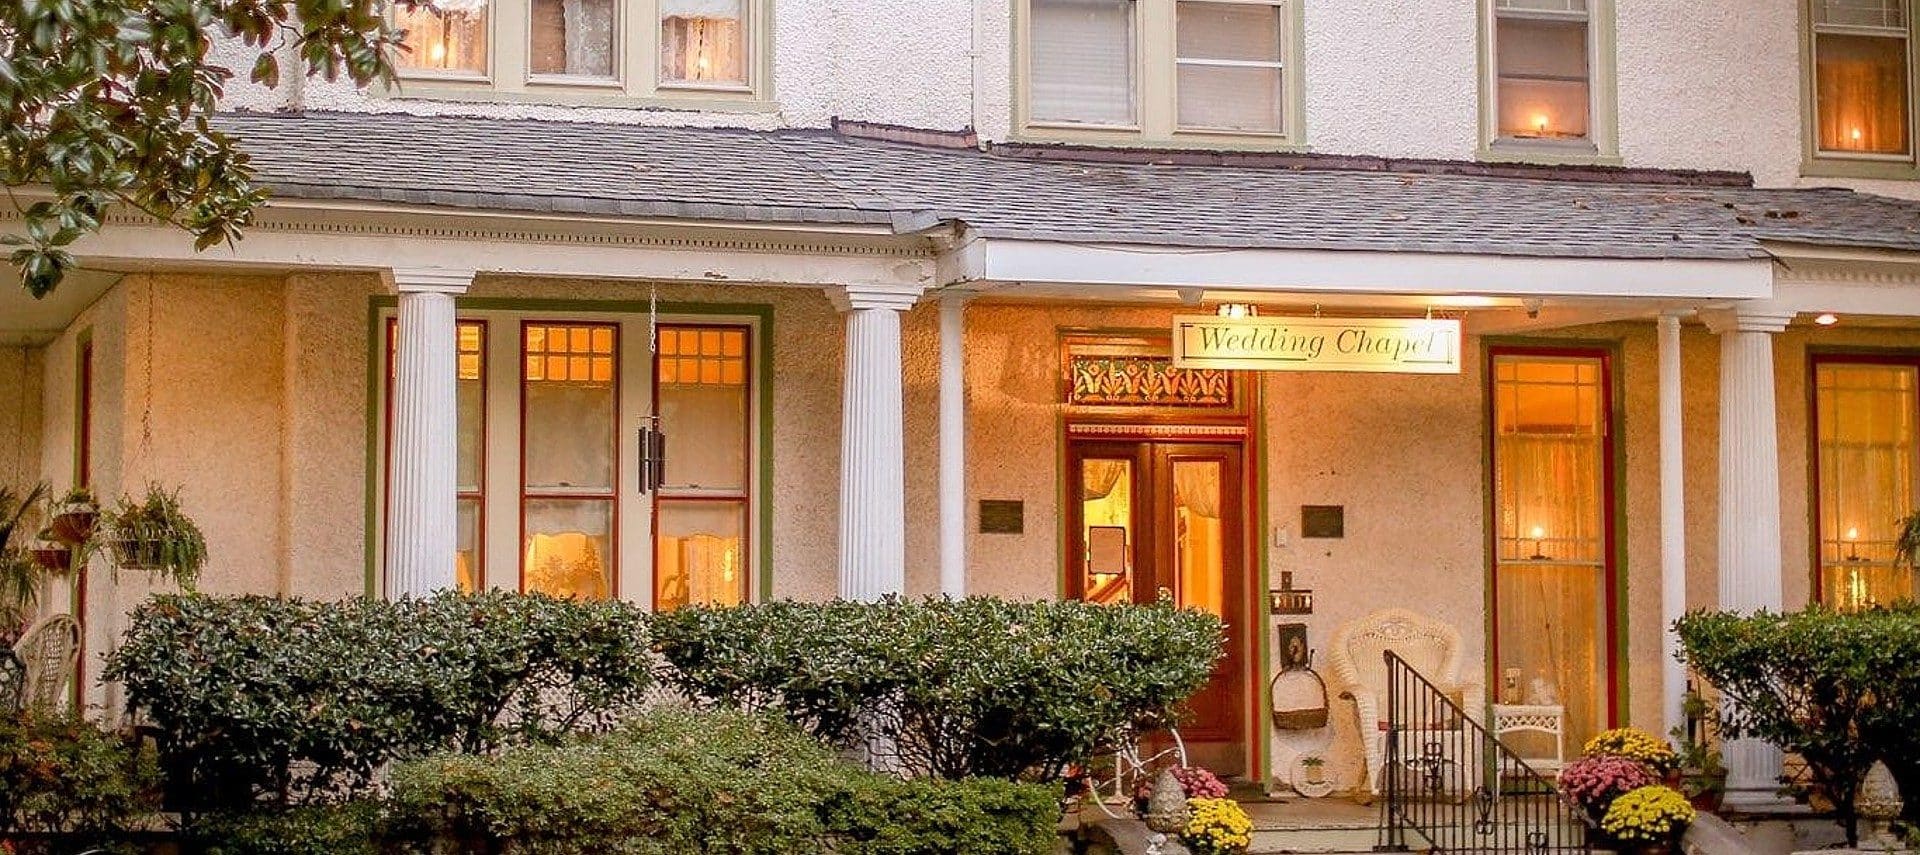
[0, 346, 43, 490]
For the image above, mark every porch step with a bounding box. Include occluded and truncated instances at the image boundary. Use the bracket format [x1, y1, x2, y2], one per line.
[1245, 799, 1378, 854]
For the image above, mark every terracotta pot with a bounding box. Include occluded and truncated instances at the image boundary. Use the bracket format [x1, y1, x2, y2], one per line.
[28, 546, 71, 572]
[48, 510, 98, 546]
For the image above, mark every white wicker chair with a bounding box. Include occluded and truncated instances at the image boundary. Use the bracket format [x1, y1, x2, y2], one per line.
[14, 613, 80, 716]
[1327, 608, 1484, 796]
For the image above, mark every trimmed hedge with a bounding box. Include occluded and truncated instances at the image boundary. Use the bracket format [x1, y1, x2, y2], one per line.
[382, 708, 1062, 854]
[650, 596, 1224, 780]
[105, 591, 653, 809]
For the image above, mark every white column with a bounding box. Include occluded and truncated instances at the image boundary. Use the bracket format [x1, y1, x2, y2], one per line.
[832, 285, 920, 601]
[1704, 306, 1795, 806]
[383, 267, 473, 599]
[937, 294, 968, 598]
[1658, 312, 1689, 738]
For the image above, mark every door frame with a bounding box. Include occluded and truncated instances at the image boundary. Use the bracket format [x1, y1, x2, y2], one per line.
[1481, 341, 1628, 732]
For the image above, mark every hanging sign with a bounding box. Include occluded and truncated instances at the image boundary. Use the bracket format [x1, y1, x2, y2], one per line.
[1171, 315, 1462, 374]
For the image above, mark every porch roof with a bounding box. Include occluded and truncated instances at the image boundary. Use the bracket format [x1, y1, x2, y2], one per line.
[221, 111, 1920, 262]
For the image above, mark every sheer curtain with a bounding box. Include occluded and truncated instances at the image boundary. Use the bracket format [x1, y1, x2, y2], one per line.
[531, 0, 615, 78]
[1817, 362, 1918, 608]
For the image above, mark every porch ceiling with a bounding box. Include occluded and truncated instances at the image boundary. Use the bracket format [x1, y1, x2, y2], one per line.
[0, 269, 119, 345]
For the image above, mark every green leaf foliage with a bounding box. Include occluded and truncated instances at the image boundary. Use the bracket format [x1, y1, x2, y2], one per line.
[0, 708, 160, 849]
[0, 0, 421, 295]
[1676, 605, 1920, 845]
[650, 596, 1225, 781]
[103, 590, 654, 811]
[381, 708, 1063, 855]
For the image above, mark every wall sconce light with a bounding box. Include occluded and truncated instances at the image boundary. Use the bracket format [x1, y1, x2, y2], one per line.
[1815, 313, 1839, 326]
[1216, 303, 1258, 319]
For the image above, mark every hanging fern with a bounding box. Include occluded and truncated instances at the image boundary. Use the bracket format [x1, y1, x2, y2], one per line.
[0, 483, 50, 632]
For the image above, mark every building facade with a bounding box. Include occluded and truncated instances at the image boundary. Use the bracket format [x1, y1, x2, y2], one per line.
[7, 0, 1920, 798]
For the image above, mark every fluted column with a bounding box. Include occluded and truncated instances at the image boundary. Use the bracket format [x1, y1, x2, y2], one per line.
[832, 285, 920, 601]
[938, 294, 969, 598]
[1704, 306, 1795, 806]
[384, 267, 473, 599]
[1658, 312, 1689, 737]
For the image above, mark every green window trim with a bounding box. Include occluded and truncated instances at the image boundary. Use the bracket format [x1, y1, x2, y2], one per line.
[1475, 0, 1621, 164]
[1799, 0, 1920, 179]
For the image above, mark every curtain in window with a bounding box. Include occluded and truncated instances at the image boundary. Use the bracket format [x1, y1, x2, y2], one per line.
[1816, 33, 1911, 154]
[394, 1, 489, 73]
[661, 0, 745, 83]
[1030, 0, 1135, 125]
[1816, 362, 1918, 608]
[1174, 2, 1284, 132]
[531, 0, 615, 78]
[1494, 14, 1591, 140]
[1082, 459, 1129, 501]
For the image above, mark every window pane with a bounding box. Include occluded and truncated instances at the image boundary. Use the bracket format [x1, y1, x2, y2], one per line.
[524, 324, 616, 491]
[1081, 458, 1134, 605]
[1176, 2, 1284, 132]
[457, 498, 482, 593]
[457, 323, 484, 493]
[1030, 0, 1136, 125]
[531, 0, 616, 78]
[655, 501, 746, 609]
[396, 1, 489, 74]
[1816, 363, 1918, 609]
[1492, 354, 1611, 750]
[1173, 460, 1223, 618]
[524, 499, 613, 599]
[658, 326, 749, 491]
[1495, 16, 1591, 140]
[661, 0, 745, 84]
[1818, 0, 1906, 28]
[1816, 33, 1911, 154]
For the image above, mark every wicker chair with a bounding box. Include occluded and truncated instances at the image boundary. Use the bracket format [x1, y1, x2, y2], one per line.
[14, 613, 80, 716]
[0, 650, 23, 713]
[1327, 608, 1484, 796]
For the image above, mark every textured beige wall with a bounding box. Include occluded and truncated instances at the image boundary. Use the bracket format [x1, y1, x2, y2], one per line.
[0, 345, 44, 490]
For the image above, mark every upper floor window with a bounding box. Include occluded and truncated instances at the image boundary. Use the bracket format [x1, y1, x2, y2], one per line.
[393, 0, 763, 103]
[1020, 0, 1302, 146]
[1480, 0, 1617, 160]
[1808, 0, 1913, 161]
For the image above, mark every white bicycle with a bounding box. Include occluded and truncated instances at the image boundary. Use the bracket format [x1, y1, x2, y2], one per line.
[1078, 726, 1190, 819]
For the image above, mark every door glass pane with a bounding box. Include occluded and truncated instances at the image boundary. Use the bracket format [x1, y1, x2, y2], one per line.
[1176, 2, 1285, 132]
[457, 322, 485, 493]
[1173, 460, 1224, 617]
[1495, 15, 1591, 140]
[395, 2, 489, 74]
[655, 501, 747, 609]
[524, 499, 613, 599]
[532, 0, 617, 78]
[1816, 363, 1918, 609]
[1081, 458, 1134, 604]
[1030, 0, 1136, 125]
[1816, 32, 1911, 154]
[456, 498, 482, 593]
[658, 327, 749, 491]
[661, 0, 746, 84]
[524, 324, 616, 491]
[1492, 355, 1610, 750]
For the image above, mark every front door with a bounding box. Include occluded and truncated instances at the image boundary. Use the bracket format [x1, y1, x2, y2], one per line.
[1067, 439, 1249, 775]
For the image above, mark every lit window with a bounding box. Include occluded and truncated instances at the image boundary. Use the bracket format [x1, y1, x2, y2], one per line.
[1023, 0, 1299, 143]
[660, 0, 746, 86]
[1490, 0, 1592, 143]
[1812, 0, 1913, 157]
[654, 325, 752, 610]
[1489, 352, 1617, 752]
[1813, 358, 1919, 609]
[396, 0, 490, 76]
[522, 323, 618, 600]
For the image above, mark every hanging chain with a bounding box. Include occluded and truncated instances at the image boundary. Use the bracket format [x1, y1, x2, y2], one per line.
[142, 278, 154, 452]
[648, 283, 658, 358]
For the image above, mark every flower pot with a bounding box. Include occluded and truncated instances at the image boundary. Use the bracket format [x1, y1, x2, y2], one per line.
[28, 545, 71, 573]
[48, 509, 98, 546]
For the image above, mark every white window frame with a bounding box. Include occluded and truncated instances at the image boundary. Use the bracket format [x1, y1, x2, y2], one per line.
[373, 305, 764, 609]
[1016, 0, 1305, 148]
[1478, 0, 1619, 163]
[1804, 0, 1919, 171]
[387, 0, 769, 108]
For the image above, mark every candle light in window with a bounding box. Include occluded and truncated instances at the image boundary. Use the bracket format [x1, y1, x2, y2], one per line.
[1528, 525, 1548, 560]
[1851, 127, 1864, 145]
[1532, 114, 1551, 135]
[1847, 526, 1862, 561]
[428, 39, 448, 65]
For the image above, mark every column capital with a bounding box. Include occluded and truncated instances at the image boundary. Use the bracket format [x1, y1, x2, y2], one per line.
[1701, 306, 1795, 335]
[829, 283, 924, 313]
[385, 267, 475, 295]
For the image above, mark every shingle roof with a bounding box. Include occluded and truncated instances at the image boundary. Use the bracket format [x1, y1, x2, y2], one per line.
[218, 111, 1920, 261]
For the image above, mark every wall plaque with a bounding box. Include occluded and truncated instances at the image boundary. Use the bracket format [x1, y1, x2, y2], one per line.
[979, 500, 1024, 534]
[1301, 505, 1345, 539]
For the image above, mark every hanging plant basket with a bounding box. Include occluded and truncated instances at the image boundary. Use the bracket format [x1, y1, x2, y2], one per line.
[28, 544, 71, 573]
[110, 538, 166, 574]
[48, 509, 98, 546]
[1270, 666, 1330, 730]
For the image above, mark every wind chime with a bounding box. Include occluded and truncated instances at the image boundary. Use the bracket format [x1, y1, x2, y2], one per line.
[637, 286, 667, 494]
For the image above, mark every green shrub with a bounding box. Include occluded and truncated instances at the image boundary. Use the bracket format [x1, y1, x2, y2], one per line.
[188, 803, 382, 855]
[105, 590, 652, 810]
[1677, 607, 1906, 845]
[0, 709, 158, 852]
[384, 708, 1061, 855]
[651, 596, 1223, 781]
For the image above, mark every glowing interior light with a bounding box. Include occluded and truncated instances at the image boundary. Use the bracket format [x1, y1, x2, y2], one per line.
[1815, 312, 1839, 326]
[1215, 303, 1257, 319]
[1532, 114, 1550, 134]
[1847, 526, 1860, 542]
[1851, 127, 1864, 143]
[1529, 525, 1547, 540]
[428, 41, 448, 64]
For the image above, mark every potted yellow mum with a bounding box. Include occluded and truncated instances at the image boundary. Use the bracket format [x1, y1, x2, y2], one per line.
[1599, 784, 1695, 854]
[1181, 797, 1253, 855]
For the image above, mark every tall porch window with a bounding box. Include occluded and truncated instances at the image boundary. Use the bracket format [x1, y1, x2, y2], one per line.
[1813, 356, 1920, 609]
[1490, 351, 1616, 751]
[653, 325, 751, 610]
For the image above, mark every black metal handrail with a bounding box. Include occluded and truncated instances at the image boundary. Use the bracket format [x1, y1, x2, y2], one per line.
[1377, 651, 1593, 853]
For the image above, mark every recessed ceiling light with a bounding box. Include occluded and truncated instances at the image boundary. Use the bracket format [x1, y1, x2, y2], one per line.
[1815, 313, 1840, 326]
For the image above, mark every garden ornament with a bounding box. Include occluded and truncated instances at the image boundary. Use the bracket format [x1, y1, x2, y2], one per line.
[1857, 762, 1904, 851]
[1144, 769, 1190, 834]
